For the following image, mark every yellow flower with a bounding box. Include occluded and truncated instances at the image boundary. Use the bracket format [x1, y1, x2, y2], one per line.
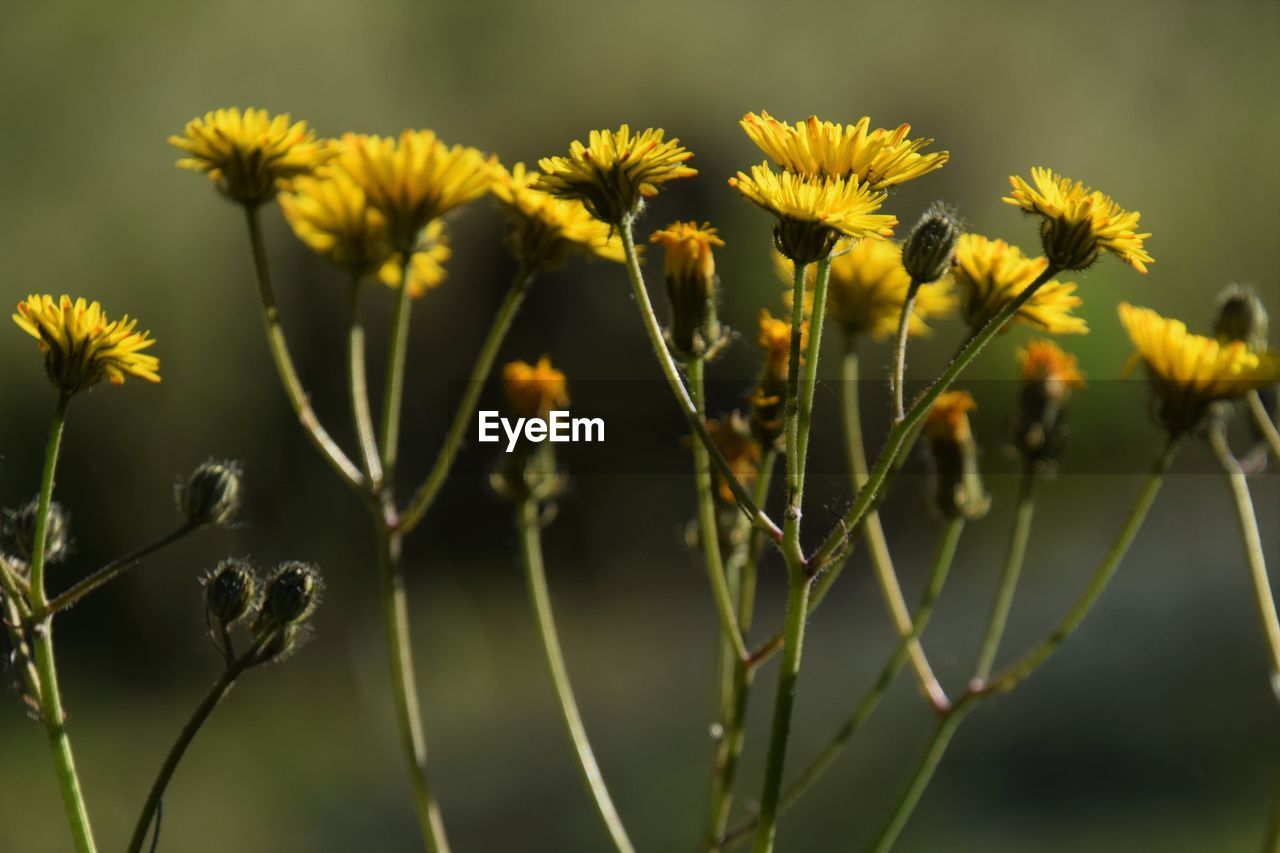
[491, 163, 624, 268]
[730, 163, 896, 263]
[1018, 339, 1086, 390]
[773, 238, 955, 339]
[13, 295, 160, 392]
[740, 111, 948, 189]
[1119, 303, 1280, 432]
[336, 131, 493, 250]
[650, 221, 723, 287]
[170, 107, 333, 205]
[1004, 167, 1152, 273]
[1015, 340, 1085, 464]
[376, 220, 452, 298]
[503, 357, 569, 419]
[650, 221, 724, 357]
[749, 310, 807, 444]
[924, 390, 977, 443]
[951, 234, 1087, 335]
[537, 125, 697, 224]
[703, 412, 762, 505]
[280, 163, 393, 276]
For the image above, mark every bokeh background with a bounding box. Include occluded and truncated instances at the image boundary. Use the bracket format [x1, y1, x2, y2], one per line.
[2, 1, 1278, 850]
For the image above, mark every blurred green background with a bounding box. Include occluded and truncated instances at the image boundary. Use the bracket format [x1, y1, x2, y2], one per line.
[2, 0, 1278, 850]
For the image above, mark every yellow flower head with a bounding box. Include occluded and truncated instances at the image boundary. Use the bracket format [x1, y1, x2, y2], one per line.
[1119, 303, 1280, 432]
[651, 221, 725, 358]
[1004, 168, 1152, 273]
[773, 238, 955, 340]
[924, 390, 977, 444]
[951, 234, 1086, 335]
[13, 295, 160, 393]
[170, 108, 333, 205]
[1018, 339, 1086, 391]
[376, 220, 452, 298]
[1015, 340, 1085, 465]
[336, 131, 493, 250]
[756, 308, 805, 382]
[703, 412, 763, 505]
[731, 163, 896, 263]
[740, 111, 949, 189]
[491, 163, 624, 268]
[650, 221, 723, 286]
[503, 356, 569, 420]
[537, 125, 697, 224]
[280, 161, 393, 277]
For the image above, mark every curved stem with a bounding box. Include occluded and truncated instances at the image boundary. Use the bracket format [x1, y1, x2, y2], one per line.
[617, 217, 782, 543]
[46, 523, 199, 615]
[347, 276, 384, 486]
[1248, 391, 1280, 463]
[984, 434, 1183, 696]
[807, 265, 1061, 574]
[843, 341, 948, 710]
[379, 252, 416, 475]
[377, 524, 451, 852]
[517, 497, 635, 853]
[29, 392, 97, 853]
[397, 265, 536, 534]
[242, 205, 366, 495]
[889, 283, 921, 424]
[126, 639, 266, 853]
[689, 356, 748, 660]
[970, 467, 1038, 687]
[1208, 424, 1280, 697]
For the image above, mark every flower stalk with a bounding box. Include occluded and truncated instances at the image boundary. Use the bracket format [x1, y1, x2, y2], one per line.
[971, 466, 1038, 687]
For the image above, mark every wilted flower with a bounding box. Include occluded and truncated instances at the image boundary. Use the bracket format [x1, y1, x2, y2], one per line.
[13, 295, 160, 392]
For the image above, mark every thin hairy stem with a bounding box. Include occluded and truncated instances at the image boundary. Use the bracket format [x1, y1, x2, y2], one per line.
[517, 497, 635, 852]
[346, 276, 384, 486]
[1248, 391, 1280, 462]
[971, 467, 1039, 687]
[379, 253, 416, 474]
[889, 283, 921, 424]
[398, 265, 536, 534]
[242, 205, 366, 494]
[46, 523, 199, 615]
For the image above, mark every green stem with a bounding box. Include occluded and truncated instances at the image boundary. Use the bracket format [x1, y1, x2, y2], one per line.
[889, 283, 922, 424]
[617, 217, 782, 543]
[45, 523, 199, 615]
[242, 205, 366, 495]
[516, 497, 635, 853]
[29, 392, 97, 853]
[689, 356, 748, 660]
[397, 265, 536, 534]
[379, 251, 416, 474]
[807, 266, 1061, 574]
[971, 467, 1039, 687]
[1248, 390, 1280, 465]
[984, 434, 1183, 696]
[347, 276, 384, 486]
[126, 638, 267, 853]
[1208, 424, 1280, 696]
[842, 341, 948, 710]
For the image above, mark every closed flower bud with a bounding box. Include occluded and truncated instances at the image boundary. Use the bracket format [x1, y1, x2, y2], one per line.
[1214, 284, 1269, 354]
[924, 391, 990, 520]
[177, 460, 243, 527]
[203, 558, 256, 627]
[0, 498, 71, 568]
[1014, 341, 1086, 466]
[651, 222, 725, 359]
[901, 202, 962, 285]
[255, 562, 322, 630]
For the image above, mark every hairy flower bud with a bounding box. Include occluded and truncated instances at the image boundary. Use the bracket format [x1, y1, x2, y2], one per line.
[256, 562, 322, 630]
[177, 460, 243, 528]
[651, 222, 725, 358]
[1014, 341, 1086, 466]
[1214, 284, 1269, 354]
[203, 558, 256, 627]
[924, 391, 990, 520]
[901, 202, 962, 285]
[0, 498, 70, 568]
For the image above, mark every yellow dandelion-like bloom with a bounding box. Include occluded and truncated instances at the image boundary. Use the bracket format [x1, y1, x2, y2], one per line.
[756, 308, 806, 382]
[1119, 303, 1280, 432]
[740, 111, 949, 189]
[503, 356, 569, 419]
[1004, 167, 1152, 273]
[651, 221, 725, 357]
[170, 108, 333, 206]
[703, 412, 763, 505]
[731, 163, 896, 263]
[1018, 339, 1086, 390]
[13, 295, 160, 393]
[280, 162, 393, 277]
[650, 221, 723, 287]
[924, 390, 977, 444]
[1015, 340, 1085, 464]
[376, 220, 452, 298]
[537, 125, 697, 225]
[337, 131, 493, 250]
[951, 234, 1087, 335]
[491, 163, 624, 268]
[772, 238, 955, 340]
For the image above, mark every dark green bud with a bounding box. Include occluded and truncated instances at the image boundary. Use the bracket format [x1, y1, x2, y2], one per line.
[203, 558, 256, 627]
[1214, 284, 1269, 354]
[0, 498, 70, 568]
[256, 562, 322, 629]
[773, 219, 840, 266]
[902, 202, 962, 284]
[177, 460, 243, 528]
